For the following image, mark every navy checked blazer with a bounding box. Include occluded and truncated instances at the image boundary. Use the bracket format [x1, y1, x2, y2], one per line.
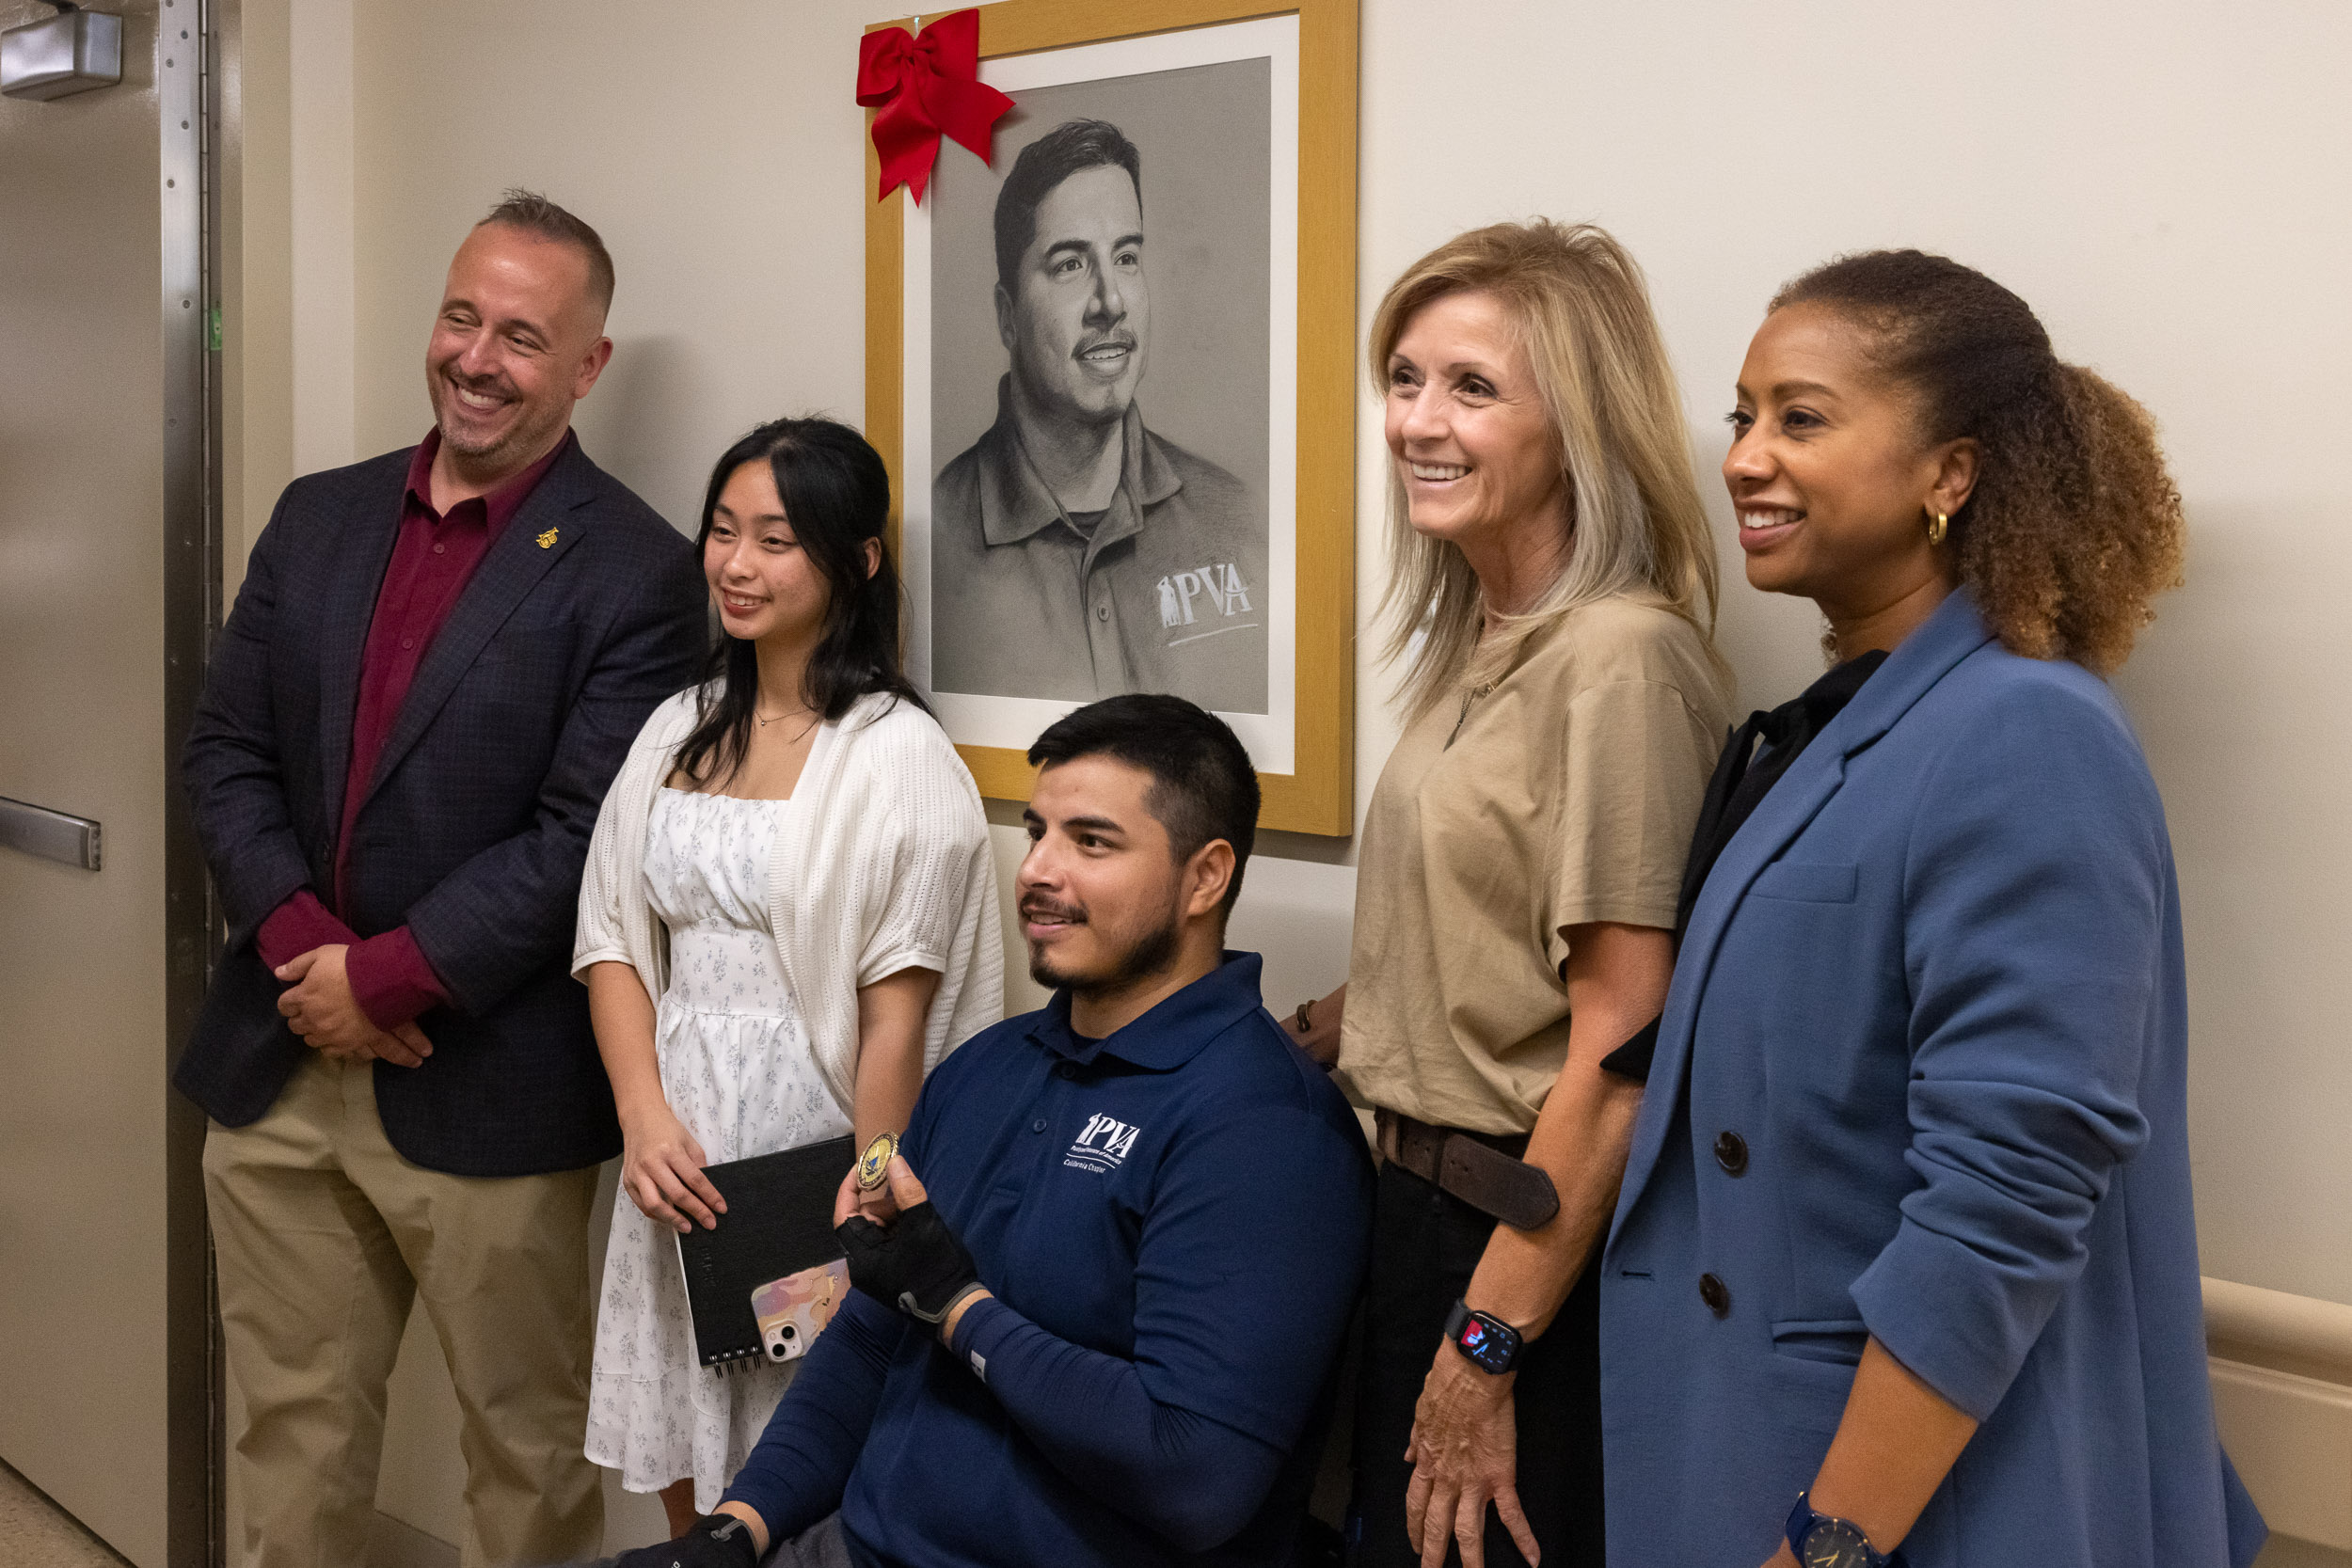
[175, 438, 707, 1176]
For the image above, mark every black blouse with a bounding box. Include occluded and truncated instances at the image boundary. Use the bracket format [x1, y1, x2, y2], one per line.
[1601, 649, 1888, 1083]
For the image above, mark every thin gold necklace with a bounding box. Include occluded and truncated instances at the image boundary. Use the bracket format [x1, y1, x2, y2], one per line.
[755, 705, 820, 743]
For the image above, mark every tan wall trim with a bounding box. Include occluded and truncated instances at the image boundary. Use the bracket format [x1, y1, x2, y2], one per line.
[2208, 1277, 2352, 1379]
[2209, 1357, 2352, 1554]
[2201, 1282, 2352, 1555]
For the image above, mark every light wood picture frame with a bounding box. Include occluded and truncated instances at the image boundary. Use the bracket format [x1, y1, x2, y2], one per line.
[866, 0, 1358, 835]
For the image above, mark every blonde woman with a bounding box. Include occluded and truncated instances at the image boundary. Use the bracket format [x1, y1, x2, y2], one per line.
[1289, 223, 1729, 1568]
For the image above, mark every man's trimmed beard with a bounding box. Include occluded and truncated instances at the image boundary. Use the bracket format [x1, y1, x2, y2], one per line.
[1026, 899, 1184, 1000]
[430, 366, 564, 467]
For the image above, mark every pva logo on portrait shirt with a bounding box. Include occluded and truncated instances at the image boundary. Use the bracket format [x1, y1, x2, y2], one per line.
[1063, 1112, 1142, 1174]
[1154, 562, 1255, 641]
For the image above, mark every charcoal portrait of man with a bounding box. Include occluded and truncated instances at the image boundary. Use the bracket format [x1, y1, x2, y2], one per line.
[930, 119, 1269, 714]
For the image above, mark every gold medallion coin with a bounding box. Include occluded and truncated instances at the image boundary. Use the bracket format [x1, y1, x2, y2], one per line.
[856, 1132, 897, 1191]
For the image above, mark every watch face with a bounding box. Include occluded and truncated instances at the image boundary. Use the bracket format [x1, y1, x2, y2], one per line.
[1799, 1517, 1874, 1568]
[1455, 1315, 1516, 1372]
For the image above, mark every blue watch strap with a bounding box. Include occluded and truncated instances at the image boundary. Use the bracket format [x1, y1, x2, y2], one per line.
[1785, 1493, 1899, 1568]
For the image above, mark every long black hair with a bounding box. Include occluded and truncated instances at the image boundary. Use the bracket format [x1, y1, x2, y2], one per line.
[673, 417, 928, 788]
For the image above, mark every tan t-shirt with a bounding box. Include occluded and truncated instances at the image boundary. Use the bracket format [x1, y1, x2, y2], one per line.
[1339, 596, 1731, 1134]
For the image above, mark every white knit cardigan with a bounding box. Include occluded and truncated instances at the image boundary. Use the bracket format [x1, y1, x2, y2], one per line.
[573, 686, 1004, 1114]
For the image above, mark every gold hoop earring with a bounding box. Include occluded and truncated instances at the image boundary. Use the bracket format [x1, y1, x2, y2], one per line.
[1927, 510, 1949, 546]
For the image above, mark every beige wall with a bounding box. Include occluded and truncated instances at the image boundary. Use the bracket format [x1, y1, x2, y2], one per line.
[229, 0, 2352, 1555]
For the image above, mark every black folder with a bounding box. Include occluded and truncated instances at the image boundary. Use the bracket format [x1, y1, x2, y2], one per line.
[674, 1135, 856, 1371]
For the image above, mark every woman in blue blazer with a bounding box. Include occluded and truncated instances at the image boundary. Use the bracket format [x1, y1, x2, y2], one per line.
[1598, 251, 2267, 1567]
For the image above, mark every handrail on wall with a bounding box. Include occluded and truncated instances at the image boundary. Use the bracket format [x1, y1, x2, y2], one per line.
[2203, 1275, 2352, 1370]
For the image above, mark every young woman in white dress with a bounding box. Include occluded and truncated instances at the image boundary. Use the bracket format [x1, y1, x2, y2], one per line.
[572, 417, 1002, 1533]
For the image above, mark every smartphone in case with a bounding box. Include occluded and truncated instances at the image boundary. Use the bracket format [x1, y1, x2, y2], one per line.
[752, 1259, 850, 1363]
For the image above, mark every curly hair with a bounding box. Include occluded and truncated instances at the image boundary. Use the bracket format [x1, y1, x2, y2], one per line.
[1772, 251, 2183, 673]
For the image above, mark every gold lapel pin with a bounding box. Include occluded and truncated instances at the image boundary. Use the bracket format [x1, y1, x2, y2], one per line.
[536, 527, 559, 548]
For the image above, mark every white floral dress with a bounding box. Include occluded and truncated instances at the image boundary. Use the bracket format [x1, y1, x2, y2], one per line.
[585, 787, 853, 1511]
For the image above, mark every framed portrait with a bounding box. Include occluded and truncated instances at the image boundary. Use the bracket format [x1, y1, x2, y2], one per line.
[866, 0, 1359, 835]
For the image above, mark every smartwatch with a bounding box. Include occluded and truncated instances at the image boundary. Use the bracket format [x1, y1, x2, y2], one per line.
[1441, 1299, 1523, 1375]
[1785, 1493, 1899, 1568]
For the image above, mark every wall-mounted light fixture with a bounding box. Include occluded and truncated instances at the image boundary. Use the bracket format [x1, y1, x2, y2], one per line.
[1, 2, 123, 102]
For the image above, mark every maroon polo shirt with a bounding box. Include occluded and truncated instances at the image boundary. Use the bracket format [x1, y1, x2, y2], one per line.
[255, 427, 573, 1030]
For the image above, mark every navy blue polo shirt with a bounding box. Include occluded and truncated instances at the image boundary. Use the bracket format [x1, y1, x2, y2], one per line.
[820, 952, 1371, 1566]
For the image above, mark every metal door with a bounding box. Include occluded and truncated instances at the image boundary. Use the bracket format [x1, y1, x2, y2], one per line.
[0, 1, 218, 1563]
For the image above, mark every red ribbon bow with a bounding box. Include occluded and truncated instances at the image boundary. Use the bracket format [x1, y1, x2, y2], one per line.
[856, 9, 1016, 206]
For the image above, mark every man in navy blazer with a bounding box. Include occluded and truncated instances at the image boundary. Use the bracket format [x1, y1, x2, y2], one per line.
[177, 192, 706, 1567]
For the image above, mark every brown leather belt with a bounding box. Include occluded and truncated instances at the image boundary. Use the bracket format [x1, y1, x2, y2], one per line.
[1375, 1107, 1560, 1231]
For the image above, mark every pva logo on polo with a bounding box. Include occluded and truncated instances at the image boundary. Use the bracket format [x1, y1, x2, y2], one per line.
[1156, 563, 1253, 629]
[1063, 1112, 1142, 1174]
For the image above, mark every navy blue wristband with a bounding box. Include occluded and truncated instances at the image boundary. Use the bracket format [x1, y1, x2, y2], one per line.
[1785, 1493, 1900, 1568]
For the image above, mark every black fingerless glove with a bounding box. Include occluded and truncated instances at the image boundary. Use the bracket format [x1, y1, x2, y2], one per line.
[610, 1512, 760, 1568]
[835, 1200, 984, 1325]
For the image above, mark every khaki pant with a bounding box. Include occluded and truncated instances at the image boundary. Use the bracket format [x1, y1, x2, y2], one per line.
[204, 1053, 604, 1568]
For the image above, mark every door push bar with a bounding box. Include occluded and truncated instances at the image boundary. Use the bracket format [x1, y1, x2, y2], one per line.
[0, 796, 102, 870]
